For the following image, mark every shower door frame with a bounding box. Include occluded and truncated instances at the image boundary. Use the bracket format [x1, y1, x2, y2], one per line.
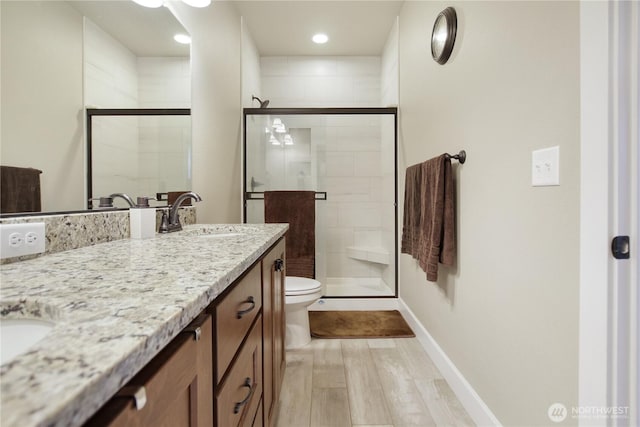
[242, 107, 398, 299]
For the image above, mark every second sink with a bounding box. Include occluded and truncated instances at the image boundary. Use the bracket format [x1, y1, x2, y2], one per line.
[1, 318, 55, 365]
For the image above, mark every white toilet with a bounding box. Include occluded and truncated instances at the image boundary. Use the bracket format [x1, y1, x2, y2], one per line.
[285, 276, 322, 349]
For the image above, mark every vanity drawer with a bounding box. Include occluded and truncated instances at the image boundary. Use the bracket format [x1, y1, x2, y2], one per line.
[216, 314, 263, 427]
[214, 262, 262, 383]
[86, 314, 213, 427]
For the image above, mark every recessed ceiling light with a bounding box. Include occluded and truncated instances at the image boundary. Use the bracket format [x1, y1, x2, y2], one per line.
[174, 34, 191, 45]
[312, 33, 329, 44]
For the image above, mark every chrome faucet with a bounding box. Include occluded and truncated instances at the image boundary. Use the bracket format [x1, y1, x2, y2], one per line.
[159, 191, 202, 233]
[109, 193, 136, 208]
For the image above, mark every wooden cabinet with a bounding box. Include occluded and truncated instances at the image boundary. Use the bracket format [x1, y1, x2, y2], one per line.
[211, 261, 264, 427]
[86, 313, 213, 427]
[215, 315, 263, 427]
[261, 239, 286, 427]
[213, 263, 262, 384]
[85, 236, 286, 427]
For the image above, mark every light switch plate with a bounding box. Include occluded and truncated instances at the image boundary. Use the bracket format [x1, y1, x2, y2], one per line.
[532, 146, 560, 186]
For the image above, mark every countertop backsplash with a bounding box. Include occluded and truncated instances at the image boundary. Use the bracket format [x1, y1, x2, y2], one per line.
[0, 207, 196, 264]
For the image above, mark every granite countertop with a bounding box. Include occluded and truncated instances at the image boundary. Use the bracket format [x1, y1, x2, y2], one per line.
[0, 223, 288, 427]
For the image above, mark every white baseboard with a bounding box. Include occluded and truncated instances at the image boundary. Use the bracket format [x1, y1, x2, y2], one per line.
[398, 299, 502, 427]
[309, 297, 399, 311]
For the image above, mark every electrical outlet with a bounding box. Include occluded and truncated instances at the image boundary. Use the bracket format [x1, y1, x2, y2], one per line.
[0, 223, 46, 259]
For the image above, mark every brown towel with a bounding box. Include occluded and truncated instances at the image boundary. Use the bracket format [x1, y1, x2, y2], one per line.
[1, 166, 42, 213]
[401, 163, 423, 256]
[264, 191, 316, 278]
[168, 191, 191, 206]
[401, 155, 455, 281]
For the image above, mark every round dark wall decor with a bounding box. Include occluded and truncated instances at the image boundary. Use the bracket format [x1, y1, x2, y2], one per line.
[431, 7, 457, 65]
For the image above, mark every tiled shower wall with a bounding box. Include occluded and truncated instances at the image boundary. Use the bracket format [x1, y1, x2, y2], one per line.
[84, 18, 139, 202]
[261, 56, 381, 108]
[260, 56, 396, 287]
[319, 115, 392, 281]
[85, 19, 190, 205]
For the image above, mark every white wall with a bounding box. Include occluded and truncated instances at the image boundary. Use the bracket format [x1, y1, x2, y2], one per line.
[170, 1, 243, 223]
[0, 1, 84, 212]
[398, 1, 580, 425]
[241, 19, 262, 109]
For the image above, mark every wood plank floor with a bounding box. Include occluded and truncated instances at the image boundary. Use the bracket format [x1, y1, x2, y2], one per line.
[276, 338, 475, 427]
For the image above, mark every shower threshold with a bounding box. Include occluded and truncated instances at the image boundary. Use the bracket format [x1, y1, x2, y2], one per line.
[324, 277, 394, 297]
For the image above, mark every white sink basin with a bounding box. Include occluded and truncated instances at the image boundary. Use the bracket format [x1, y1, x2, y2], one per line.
[0, 318, 55, 365]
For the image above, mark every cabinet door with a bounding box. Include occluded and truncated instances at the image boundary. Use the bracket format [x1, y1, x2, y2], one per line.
[87, 314, 213, 427]
[261, 238, 286, 427]
[216, 315, 263, 427]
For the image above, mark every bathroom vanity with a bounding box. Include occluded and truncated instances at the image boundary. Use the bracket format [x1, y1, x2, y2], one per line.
[0, 224, 287, 427]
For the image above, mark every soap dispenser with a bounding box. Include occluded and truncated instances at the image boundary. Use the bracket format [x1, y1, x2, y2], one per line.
[130, 197, 156, 239]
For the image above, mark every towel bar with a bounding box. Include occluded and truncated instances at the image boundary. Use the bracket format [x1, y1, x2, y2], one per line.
[246, 191, 327, 201]
[445, 150, 466, 164]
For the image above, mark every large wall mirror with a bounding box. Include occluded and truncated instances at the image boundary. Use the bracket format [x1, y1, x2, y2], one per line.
[0, 1, 191, 214]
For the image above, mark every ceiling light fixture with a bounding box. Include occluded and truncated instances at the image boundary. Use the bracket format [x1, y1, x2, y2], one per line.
[312, 33, 329, 44]
[174, 34, 191, 45]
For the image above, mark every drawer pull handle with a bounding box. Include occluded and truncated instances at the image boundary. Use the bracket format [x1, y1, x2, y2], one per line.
[233, 377, 254, 414]
[116, 385, 147, 410]
[275, 258, 284, 272]
[236, 296, 256, 319]
[183, 325, 202, 341]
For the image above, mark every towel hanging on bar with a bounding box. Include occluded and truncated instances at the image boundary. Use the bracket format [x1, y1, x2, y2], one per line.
[401, 154, 456, 281]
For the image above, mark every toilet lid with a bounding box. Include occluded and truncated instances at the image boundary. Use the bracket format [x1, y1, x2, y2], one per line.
[286, 276, 322, 296]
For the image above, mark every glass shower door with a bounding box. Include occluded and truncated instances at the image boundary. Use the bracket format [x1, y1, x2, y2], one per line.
[244, 109, 397, 298]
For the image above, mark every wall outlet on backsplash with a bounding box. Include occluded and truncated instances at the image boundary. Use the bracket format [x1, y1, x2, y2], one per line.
[0, 222, 46, 259]
[0, 207, 197, 264]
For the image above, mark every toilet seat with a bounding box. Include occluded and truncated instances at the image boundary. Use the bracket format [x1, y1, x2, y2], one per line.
[286, 276, 322, 296]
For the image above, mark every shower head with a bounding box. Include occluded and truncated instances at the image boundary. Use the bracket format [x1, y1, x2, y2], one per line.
[252, 95, 270, 108]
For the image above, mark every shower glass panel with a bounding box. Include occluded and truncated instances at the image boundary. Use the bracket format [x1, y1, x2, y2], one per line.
[244, 108, 397, 298]
[87, 109, 191, 208]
